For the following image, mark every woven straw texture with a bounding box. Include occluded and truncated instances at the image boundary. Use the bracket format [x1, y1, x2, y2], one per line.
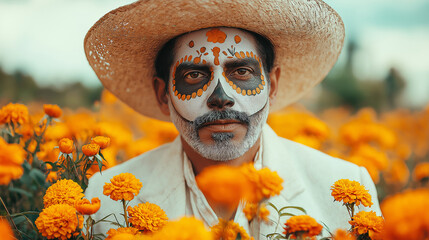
[84, 0, 344, 121]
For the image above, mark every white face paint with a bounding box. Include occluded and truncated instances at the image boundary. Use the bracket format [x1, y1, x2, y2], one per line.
[169, 27, 269, 121]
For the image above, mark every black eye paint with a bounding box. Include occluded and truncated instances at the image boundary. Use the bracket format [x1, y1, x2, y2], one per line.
[172, 62, 213, 100]
[223, 54, 266, 96]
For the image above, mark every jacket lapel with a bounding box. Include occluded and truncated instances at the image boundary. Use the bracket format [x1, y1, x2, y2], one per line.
[259, 125, 306, 238]
[135, 137, 187, 220]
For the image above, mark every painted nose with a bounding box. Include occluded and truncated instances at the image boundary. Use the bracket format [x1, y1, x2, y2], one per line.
[207, 81, 234, 110]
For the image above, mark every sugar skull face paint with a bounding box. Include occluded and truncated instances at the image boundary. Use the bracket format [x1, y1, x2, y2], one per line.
[169, 27, 269, 121]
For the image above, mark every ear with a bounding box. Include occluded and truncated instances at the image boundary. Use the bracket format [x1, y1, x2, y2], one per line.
[268, 66, 280, 106]
[153, 77, 170, 116]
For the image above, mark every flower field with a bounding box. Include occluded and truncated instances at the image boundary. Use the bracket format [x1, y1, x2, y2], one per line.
[1, 90, 429, 239]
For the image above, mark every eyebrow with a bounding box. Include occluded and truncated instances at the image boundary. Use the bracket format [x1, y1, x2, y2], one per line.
[175, 62, 211, 75]
[223, 58, 260, 70]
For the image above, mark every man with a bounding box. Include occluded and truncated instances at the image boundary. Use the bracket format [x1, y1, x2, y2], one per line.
[84, 0, 382, 238]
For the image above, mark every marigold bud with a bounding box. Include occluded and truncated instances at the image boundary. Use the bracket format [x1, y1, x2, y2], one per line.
[91, 136, 110, 149]
[43, 104, 62, 118]
[58, 138, 74, 154]
[75, 197, 101, 215]
[82, 143, 100, 156]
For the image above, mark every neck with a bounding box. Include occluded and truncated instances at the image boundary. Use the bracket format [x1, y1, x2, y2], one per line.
[181, 136, 261, 176]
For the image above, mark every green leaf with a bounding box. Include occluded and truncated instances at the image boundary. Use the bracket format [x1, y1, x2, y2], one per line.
[97, 158, 103, 173]
[265, 233, 286, 239]
[278, 206, 307, 215]
[267, 202, 280, 214]
[12, 216, 27, 225]
[279, 212, 295, 217]
[8, 187, 32, 198]
[29, 169, 46, 185]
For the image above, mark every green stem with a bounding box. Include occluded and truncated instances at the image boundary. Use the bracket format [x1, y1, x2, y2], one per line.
[0, 196, 22, 239]
[122, 200, 129, 227]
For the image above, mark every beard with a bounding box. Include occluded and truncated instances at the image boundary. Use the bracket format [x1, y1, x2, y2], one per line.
[168, 100, 269, 161]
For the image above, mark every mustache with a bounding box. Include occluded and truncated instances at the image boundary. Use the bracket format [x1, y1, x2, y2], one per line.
[191, 109, 250, 130]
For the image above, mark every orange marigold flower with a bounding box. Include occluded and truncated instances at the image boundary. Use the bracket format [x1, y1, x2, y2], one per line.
[82, 143, 100, 157]
[381, 189, 429, 240]
[243, 202, 258, 221]
[0, 103, 29, 125]
[413, 162, 429, 182]
[242, 203, 270, 222]
[150, 216, 213, 240]
[75, 197, 100, 215]
[0, 218, 16, 240]
[127, 202, 168, 232]
[333, 229, 356, 240]
[43, 104, 62, 118]
[58, 138, 74, 154]
[349, 211, 383, 237]
[103, 173, 142, 201]
[196, 164, 250, 209]
[239, 163, 283, 202]
[91, 136, 111, 149]
[43, 179, 84, 208]
[211, 219, 252, 240]
[106, 227, 140, 240]
[0, 138, 25, 185]
[35, 204, 83, 240]
[331, 179, 373, 207]
[283, 215, 323, 239]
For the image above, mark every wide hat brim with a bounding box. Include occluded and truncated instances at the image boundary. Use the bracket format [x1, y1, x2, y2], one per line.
[84, 0, 344, 122]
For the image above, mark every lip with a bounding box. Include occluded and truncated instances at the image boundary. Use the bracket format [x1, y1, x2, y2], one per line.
[200, 119, 244, 132]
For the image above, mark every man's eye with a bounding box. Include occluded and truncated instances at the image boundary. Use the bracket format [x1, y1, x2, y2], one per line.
[184, 71, 206, 84]
[230, 68, 253, 80]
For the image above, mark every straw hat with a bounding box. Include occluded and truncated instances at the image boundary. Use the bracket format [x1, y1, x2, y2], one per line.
[84, 0, 344, 121]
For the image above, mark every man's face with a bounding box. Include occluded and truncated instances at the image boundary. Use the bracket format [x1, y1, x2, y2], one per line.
[167, 27, 270, 161]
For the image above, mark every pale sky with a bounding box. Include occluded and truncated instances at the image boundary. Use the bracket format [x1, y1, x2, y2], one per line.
[1, 0, 429, 106]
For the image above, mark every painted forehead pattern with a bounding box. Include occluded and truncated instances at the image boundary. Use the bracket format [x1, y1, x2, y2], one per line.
[171, 28, 266, 101]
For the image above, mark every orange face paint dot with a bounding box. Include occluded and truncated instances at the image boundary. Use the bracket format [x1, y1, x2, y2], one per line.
[222, 51, 227, 56]
[188, 55, 193, 62]
[250, 52, 254, 57]
[242, 89, 246, 96]
[261, 75, 264, 80]
[180, 58, 183, 63]
[197, 89, 203, 97]
[207, 80, 211, 86]
[181, 95, 186, 100]
[234, 35, 241, 44]
[192, 92, 196, 98]
[194, 57, 201, 64]
[246, 52, 250, 57]
[175, 90, 178, 96]
[204, 52, 209, 56]
[173, 85, 176, 91]
[240, 51, 245, 58]
[227, 56, 233, 59]
[235, 52, 241, 58]
[232, 84, 237, 90]
[236, 87, 241, 94]
[247, 90, 251, 95]
[172, 80, 176, 84]
[187, 95, 191, 100]
[203, 85, 208, 91]
[256, 88, 260, 93]
[262, 80, 265, 86]
[189, 40, 194, 48]
[177, 93, 181, 99]
[259, 84, 263, 89]
[184, 55, 188, 61]
[200, 47, 206, 53]
[229, 81, 233, 86]
[203, 60, 207, 64]
[252, 90, 256, 95]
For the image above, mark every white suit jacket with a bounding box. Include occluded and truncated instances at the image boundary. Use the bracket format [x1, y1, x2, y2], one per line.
[85, 125, 381, 239]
